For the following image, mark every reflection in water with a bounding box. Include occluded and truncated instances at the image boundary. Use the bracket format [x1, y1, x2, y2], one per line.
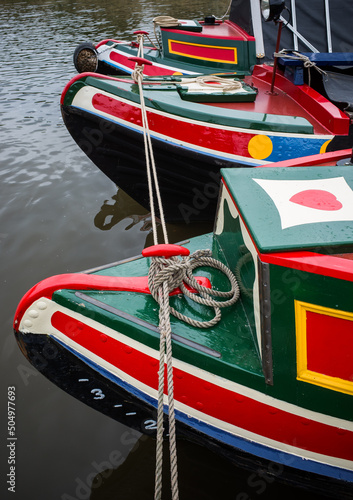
[88, 435, 326, 500]
[89, 436, 244, 500]
[93, 188, 214, 246]
[94, 188, 154, 232]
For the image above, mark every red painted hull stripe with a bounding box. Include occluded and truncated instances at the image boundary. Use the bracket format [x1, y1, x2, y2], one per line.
[13, 274, 210, 328]
[51, 310, 353, 461]
[109, 52, 178, 76]
[91, 92, 256, 158]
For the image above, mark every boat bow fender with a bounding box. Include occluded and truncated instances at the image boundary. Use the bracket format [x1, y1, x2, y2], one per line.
[14, 270, 211, 330]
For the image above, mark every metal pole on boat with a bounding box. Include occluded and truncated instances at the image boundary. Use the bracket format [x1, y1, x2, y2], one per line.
[290, 0, 298, 51]
[270, 19, 283, 94]
[250, 0, 265, 58]
[324, 0, 333, 52]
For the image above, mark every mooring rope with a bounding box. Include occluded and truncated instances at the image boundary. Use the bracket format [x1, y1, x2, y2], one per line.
[132, 62, 169, 245]
[274, 49, 327, 87]
[136, 30, 161, 52]
[131, 57, 240, 500]
[220, 0, 233, 19]
[148, 250, 240, 328]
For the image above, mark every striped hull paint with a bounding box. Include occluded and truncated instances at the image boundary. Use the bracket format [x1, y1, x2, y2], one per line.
[71, 85, 332, 165]
[17, 296, 353, 492]
[101, 47, 199, 76]
[61, 82, 336, 221]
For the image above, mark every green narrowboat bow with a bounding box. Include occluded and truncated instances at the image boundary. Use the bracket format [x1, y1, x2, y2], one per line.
[14, 159, 353, 498]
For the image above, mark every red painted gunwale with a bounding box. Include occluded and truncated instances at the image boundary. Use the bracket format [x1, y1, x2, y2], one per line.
[60, 73, 132, 105]
[256, 149, 352, 168]
[90, 74, 343, 137]
[96, 39, 121, 49]
[62, 64, 349, 136]
[50, 310, 353, 462]
[13, 274, 210, 328]
[108, 52, 179, 76]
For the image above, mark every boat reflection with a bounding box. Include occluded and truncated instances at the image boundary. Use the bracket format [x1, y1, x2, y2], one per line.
[94, 189, 154, 232]
[93, 187, 213, 244]
[88, 435, 325, 500]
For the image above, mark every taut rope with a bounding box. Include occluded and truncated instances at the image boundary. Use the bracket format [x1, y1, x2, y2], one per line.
[131, 53, 240, 500]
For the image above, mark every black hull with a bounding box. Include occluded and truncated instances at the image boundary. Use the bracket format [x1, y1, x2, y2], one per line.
[15, 330, 353, 499]
[61, 105, 249, 223]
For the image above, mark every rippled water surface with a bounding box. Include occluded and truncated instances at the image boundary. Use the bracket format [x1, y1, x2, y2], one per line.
[0, 1, 329, 498]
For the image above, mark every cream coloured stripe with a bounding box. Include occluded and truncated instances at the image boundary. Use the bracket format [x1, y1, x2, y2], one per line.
[20, 298, 353, 433]
[20, 299, 353, 471]
[72, 85, 333, 141]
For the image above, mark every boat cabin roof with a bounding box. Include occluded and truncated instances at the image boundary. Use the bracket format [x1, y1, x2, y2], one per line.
[222, 165, 353, 254]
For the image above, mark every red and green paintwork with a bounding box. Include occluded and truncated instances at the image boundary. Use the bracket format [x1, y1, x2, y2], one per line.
[20, 166, 353, 422]
[61, 68, 349, 170]
[13, 164, 353, 488]
[94, 19, 257, 77]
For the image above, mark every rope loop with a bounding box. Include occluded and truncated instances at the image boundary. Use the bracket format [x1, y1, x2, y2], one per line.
[131, 63, 145, 84]
[274, 49, 327, 86]
[148, 250, 240, 329]
[195, 75, 243, 92]
[153, 15, 180, 27]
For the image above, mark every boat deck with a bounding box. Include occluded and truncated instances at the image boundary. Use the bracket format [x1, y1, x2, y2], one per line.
[82, 71, 348, 136]
[204, 68, 348, 135]
[52, 233, 264, 388]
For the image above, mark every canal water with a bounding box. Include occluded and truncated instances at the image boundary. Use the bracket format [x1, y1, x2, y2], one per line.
[0, 1, 329, 498]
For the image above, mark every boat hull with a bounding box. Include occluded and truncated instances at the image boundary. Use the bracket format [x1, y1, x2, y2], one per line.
[14, 167, 353, 496]
[61, 104, 246, 222]
[15, 323, 353, 499]
[61, 69, 351, 221]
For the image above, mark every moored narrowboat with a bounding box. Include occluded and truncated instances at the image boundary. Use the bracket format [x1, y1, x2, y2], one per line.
[14, 162, 353, 498]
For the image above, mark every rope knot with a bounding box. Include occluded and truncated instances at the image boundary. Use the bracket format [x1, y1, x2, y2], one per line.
[132, 64, 144, 84]
[147, 249, 240, 329]
[149, 256, 189, 296]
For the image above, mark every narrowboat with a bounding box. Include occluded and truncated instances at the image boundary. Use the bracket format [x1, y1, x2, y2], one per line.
[63, 0, 353, 222]
[14, 161, 353, 498]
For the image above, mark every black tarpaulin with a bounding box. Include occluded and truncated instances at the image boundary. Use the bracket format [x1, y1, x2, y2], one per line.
[262, 0, 353, 56]
[323, 71, 353, 111]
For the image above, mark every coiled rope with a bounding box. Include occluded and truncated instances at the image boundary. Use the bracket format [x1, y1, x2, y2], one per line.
[194, 75, 243, 92]
[153, 15, 180, 27]
[148, 250, 240, 329]
[152, 16, 180, 50]
[274, 49, 327, 87]
[132, 58, 240, 500]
